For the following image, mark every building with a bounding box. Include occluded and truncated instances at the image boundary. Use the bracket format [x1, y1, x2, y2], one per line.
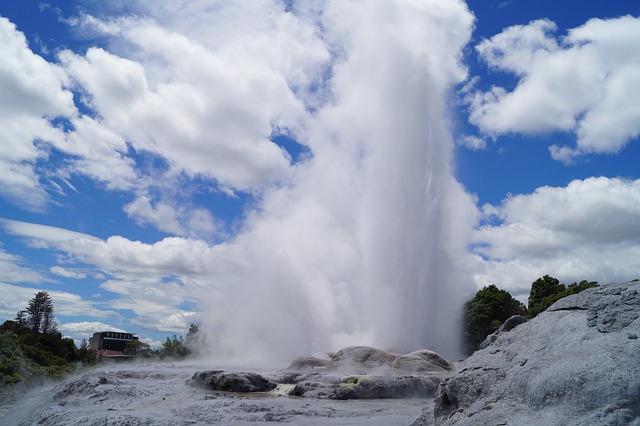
[89, 331, 138, 352]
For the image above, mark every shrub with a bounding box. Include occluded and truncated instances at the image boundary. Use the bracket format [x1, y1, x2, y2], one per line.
[462, 285, 527, 355]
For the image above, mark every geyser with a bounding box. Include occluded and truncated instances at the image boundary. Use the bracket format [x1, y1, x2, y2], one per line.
[199, 0, 477, 363]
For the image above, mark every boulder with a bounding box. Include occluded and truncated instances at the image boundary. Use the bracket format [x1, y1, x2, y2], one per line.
[421, 282, 640, 426]
[188, 371, 277, 393]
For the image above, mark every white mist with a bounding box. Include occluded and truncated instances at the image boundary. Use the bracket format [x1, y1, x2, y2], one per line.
[199, 0, 478, 365]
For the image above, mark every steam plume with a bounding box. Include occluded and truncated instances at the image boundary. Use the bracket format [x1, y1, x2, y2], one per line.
[199, 0, 477, 363]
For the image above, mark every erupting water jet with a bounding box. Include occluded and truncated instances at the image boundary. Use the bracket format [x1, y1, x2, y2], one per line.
[197, 0, 478, 365]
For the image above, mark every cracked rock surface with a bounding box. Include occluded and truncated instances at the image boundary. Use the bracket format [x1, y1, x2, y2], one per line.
[416, 281, 640, 426]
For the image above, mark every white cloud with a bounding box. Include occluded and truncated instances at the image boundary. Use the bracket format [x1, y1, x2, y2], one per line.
[59, 8, 325, 191]
[1, 220, 220, 334]
[0, 17, 75, 210]
[0, 249, 45, 284]
[1, 219, 102, 250]
[0, 17, 138, 211]
[58, 321, 127, 335]
[123, 194, 221, 239]
[50, 266, 87, 279]
[46, 289, 122, 318]
[55, 115, 139, 192]
[472, 177, 640, 301]
[0, 282, 42, 319]
[124, 195, 185, 236]
[457, 134, 487, 150]
[1, 220, 220, 279]
[467, 16, 640, 161]
[0, 282, 120, 322]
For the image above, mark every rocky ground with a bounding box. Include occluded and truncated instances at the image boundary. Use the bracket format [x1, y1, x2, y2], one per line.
[2, 346, 451, 425]
[5, 281, 638, 426]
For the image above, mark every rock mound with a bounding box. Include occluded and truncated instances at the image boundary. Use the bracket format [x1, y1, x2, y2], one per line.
[422, 282, 640, 426]
[281, 346, 452, 399]
[188, 371, 277, 393]
[289, 346, 453, 374]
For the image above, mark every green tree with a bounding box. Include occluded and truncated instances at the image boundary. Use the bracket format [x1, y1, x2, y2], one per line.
[159, 335, 189, 359]
[124, 340, 153, 358]
[528, 277, 598, 318]
[528, 275, 564, 313]
[77, 339, 97, 365]
[25, 291, 56, 334]
[14, 311, 28, 332]
[462, 284, 527, 355]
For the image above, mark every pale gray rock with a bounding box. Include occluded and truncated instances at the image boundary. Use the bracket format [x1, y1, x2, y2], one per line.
[283, 346, 453, 399]
[288, 346, 453, 375]
[478, 315, 527, 349]
[421, 282, 640, 426]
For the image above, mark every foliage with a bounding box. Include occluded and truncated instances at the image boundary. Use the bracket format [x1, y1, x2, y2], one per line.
[159, 335, 189, 359]
[528, 277, 598, 318]
[25, 291, 57, 334]
[1, 292, 96, 401]
[528, 275, 563, 314]
[77, 339, 97, 365]
[124, 339, 154, 358]
[462, 285, 527, 356]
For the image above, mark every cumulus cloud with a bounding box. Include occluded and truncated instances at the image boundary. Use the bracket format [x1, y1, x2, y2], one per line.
[466, 16, 640, 161]
[59, 9, 320, 191]
[0, 17, 75, 210]
[58, 321, 127, 335]
[124, 195, 185, 236]
[472, 177, 640, 300]
[457, 134, 487, 150]
[124, 194, 220, 239]
[1, 219, 216, 332]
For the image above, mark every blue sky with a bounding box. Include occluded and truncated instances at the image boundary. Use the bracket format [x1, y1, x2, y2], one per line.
[0, 0, 638, 358]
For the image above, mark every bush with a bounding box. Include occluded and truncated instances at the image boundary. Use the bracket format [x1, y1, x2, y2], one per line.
[462, 285, 527, 355]
[528, 276, 597, 318]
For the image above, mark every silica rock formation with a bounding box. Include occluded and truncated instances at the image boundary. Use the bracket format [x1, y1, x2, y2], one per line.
[282, 346, 453, 399]
[418, 282, 640, 426]
[188, 346, 454, 400]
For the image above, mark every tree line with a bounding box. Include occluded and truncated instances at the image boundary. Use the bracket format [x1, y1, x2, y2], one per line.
[462, 275, 598, 355]
[0, 291, 96, 400]
[1, 291, 204, 402]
